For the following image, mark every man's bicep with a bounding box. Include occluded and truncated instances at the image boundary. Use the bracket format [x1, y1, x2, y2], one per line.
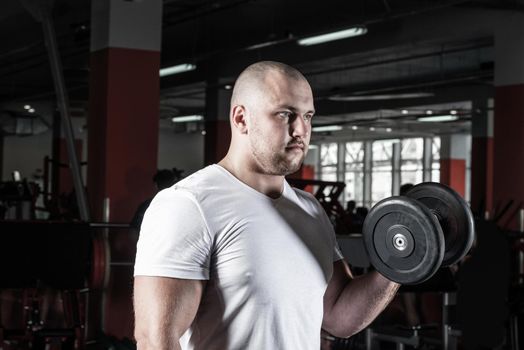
[325, 260, 353, 301]
[134, 276, 206, 349]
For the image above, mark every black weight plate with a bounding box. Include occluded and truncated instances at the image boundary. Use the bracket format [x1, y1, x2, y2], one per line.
[363, 197, 445, 284]
[405, 182, 475, 267]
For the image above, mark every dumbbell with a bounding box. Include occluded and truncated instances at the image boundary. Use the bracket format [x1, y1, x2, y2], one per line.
[362, 182, 475, 285]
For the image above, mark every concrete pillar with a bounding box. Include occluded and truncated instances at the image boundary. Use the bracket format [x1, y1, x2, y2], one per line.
[440, 134, 468, 198]
[470, 98, 494, 218]
[363, 141, 372, 207]
[337, 141, 345, 182]
[392, 141, 401, 195]
[88, 0, 162, 339]
[493, 17, 524, 229]
[204, 77, 231, 164]
[422, 137, 433, 182]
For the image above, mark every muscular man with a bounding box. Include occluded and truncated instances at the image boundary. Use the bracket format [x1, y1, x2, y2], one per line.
[133, 61, 399, 350]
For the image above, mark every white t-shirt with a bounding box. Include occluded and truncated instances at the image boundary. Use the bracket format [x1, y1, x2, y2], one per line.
[134, 165, 343, 350]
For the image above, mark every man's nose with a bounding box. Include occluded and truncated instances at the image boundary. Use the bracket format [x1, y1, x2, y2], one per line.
[290, 115, 309, 138]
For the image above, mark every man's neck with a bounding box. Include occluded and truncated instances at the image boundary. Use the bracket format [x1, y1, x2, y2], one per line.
[218, 158, 285, 199]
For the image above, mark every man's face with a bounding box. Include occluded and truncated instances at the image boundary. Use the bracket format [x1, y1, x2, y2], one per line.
[246, 73, 315, 176]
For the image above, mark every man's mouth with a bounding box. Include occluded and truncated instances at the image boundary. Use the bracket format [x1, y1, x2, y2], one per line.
[286, 142, 304, 150]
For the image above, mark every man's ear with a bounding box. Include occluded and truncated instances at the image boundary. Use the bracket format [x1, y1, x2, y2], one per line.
[231, 105, 248, 134]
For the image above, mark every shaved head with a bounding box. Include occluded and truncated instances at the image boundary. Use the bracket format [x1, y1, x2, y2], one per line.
[224, 60, 314, 178]
[231, 61, 309, 107]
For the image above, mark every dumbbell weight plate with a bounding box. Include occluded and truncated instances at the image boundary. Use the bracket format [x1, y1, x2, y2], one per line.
[405, 182, 475, 267]
[363, 197, 445, 284]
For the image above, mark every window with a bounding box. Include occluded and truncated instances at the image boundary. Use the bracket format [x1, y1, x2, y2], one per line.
[401, 138, 423, 185]
[315, 136, 443, 208]
[320, 143, 338, 182]
[344, 142, 364, 206]
[371, 140, 394, 205]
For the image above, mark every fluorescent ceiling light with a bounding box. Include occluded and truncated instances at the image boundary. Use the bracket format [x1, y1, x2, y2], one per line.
[298, 26, 367, 46]
[160, 63, 196, 77]
[418, 115, 458, 122]
[329, 92, 434, 101]
[171, 115, 204, 123]
[312, 125, 343, 132]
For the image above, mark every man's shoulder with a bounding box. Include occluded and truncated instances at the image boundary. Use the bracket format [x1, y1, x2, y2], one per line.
[175, 165, 217, 187]
[161, 165, 233, 206]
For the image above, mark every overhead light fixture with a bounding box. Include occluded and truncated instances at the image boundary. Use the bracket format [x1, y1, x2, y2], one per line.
[297, 26, 367, 46]
[171, 115, 204, 123]
[450, 110, 457, 115]
[386, 128, 392, 132]
[224, 84, 233, 90]
[312, 125, 343, 132]
[24, 105, 31, 110]
[160, 63, 196, 77]
[418, 115, 458, 122]
[351, 125, 358, 130]
[329, 92, 434, 101]
[401, 110, 409, 115]
[369, 127, 376, 131]
[426, 110, 433, 115]
[28, 108, 35, 113]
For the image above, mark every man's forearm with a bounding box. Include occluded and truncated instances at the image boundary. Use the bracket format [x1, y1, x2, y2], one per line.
[323, 271, 400, 338]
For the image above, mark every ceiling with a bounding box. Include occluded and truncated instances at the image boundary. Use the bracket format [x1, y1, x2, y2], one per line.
[0, 0, 522, 140]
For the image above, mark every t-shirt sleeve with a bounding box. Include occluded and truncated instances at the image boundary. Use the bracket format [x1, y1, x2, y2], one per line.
[134, 188, 213, 280]
[314, 195, 344, 262]
[302, 188, 345, 262]
[323, 213, 344, 262]
[333, 237, 344, 262]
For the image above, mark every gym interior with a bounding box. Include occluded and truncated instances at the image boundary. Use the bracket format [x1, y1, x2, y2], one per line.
[0, 0, 523, 349]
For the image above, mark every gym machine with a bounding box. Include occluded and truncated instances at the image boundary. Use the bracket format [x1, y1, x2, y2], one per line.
[0, 221, 131, 349]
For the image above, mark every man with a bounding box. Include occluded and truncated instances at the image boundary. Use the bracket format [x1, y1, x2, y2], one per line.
[133, 61, 399, 350]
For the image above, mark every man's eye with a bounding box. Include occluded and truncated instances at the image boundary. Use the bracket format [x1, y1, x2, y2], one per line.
[304, 114, 313, 123]
[278, 111, 292, 119]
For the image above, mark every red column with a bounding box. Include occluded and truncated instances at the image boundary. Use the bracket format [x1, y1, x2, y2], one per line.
[88, 0, 162, 339]
[492, 19, 524, 230]
[439, 134, 468, 198]
[88, 48, 160, 221]
[470, 99, 494, 217]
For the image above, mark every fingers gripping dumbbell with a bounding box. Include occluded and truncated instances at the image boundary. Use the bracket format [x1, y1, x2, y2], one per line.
[362, 182, 475, 285]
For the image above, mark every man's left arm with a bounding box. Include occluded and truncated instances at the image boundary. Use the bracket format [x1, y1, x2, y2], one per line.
[322, 259, 400, 338]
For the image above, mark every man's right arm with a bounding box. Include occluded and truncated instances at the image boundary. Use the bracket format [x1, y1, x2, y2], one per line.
[134, 276, 206, 350]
